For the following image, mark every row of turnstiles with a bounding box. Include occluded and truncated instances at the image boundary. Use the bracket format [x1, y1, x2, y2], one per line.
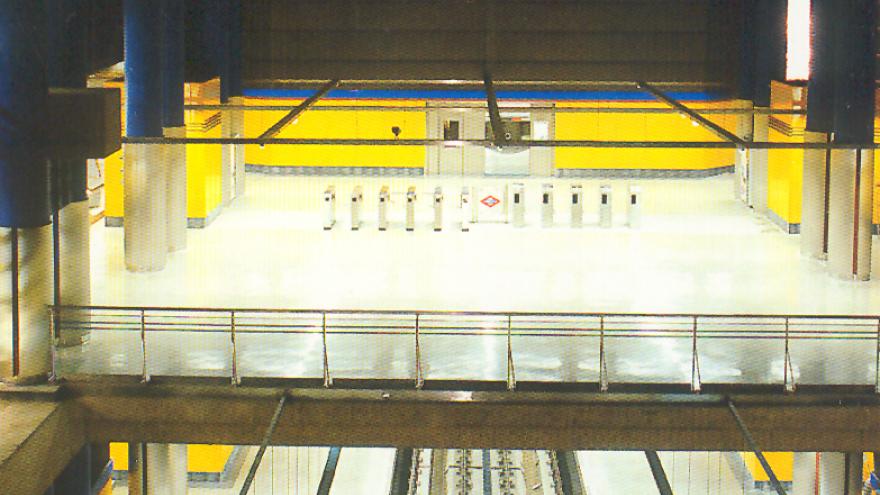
[323, 183, 642, 231]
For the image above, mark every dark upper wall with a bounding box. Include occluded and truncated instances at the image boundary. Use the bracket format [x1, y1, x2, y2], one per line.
[242, 0, 741, 86]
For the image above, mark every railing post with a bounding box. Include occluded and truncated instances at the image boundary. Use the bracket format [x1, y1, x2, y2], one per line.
[322, 312, 332, 388]
[230, 310, 239, 386]
[415, 314, 423, 390]
[507, 315, 515, 391]
[140, 309, 150, 383]
[599, 316, 608, 392]
[691, 316, 701, 393]
[784, 317, 795, 393]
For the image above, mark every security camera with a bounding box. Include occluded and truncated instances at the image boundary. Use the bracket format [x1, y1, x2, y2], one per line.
[391, 126, 401, 138]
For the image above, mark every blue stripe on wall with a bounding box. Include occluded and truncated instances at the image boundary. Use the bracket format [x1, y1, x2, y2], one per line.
[243, 88, 727, 102]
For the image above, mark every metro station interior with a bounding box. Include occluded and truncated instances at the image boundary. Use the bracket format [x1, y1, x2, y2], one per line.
[3, 0, 880, 494]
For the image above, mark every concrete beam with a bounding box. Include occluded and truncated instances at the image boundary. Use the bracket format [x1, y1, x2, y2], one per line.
[63, 383, 880, 451]
[0, 388, 85, 495]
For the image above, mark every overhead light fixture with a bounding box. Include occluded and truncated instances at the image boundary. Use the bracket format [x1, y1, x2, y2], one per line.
[786, 0, 811, 81]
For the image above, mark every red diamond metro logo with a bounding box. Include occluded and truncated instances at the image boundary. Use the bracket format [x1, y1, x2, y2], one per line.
[481, 195, 500, 208]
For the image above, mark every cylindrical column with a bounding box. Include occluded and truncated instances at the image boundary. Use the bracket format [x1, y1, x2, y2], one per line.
[827, 149, 859, 279]
[800, 130, 829, 259]
[750, 111, 770, 212]
[734, 100, 754, 202]
[827, 0, 876, 280]
[128, 443, 146, 495]
[57, 201, 91, 346]
[792, 452, 817, 495]
[801, 0, 836, 260]
[846, 452, 864, 495]
[0, 3, 53, 383]
[124, 0, 167, 271]
[145, 444, 188, 495]
[232, 95, 246, 199]
[163, 0, 187, 252]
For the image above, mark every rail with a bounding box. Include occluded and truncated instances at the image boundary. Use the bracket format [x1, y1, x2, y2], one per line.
[49, 305, 880, 392]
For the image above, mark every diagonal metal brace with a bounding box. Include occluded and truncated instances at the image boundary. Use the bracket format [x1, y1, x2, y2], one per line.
[259, 79, 340, 140]
[645, 451, 674, 495]
[727, 399, 788, 495]
[484, 71, 512, 148]
[637, 81, 745, 146]
[238, 393, 288, 495]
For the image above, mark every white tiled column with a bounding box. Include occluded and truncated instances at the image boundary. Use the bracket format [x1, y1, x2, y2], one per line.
[800, 131, 829, 259]
[124, 143, 168, 271]
[749, 109, 770, 212]
[828, 149, 873, 280]
[164, 126, 187, 252]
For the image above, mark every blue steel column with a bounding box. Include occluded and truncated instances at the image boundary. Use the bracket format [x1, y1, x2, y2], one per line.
[827, 0, 876, 280]
[0, 2, 54, 381]
[47, 0, 92, 347]
[800, 0, 835, 259]
[163, 0, 187, 252]
[750, 0, 787, 214]
[124, 0, 168, 271]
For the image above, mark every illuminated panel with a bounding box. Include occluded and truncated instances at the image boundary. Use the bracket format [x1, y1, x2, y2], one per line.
[786, 0, 811, 80]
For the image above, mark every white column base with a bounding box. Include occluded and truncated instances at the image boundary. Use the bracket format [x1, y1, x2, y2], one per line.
[750, 109, 770, 212]
[800, 131, 829, 260]
[734, 100, 754, 202]
[58, 200, 91, 347]
[164, 126, 187, 252]
[124, 143, 168, 272]
[0, 226, 52, 382]
[828, 148, 873, 280]
[145, 443, 188, 495]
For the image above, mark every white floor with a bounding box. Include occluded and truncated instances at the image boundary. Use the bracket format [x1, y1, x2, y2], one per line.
[91, 173, 880, 315]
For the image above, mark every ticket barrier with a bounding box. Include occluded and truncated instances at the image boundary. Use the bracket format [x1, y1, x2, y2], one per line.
[627, 185, 642, 228]
[351, 185, 363, 230]
[570, 184, 583, 228]
[323, 185, 336, 230]
[511, 183, 525, 227]
[599, 185, 612, 228]
[378, 186, 390, 231]
[406, 186, 417, 231]
[541, 183, 554, 227]
[461, 187, 472, 232]
[433, 186, 443, 231]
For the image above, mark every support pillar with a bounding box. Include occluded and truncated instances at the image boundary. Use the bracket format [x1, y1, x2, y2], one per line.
[734, 100, 753, 202]
[124, 144, 167, 271]
[232, 95, 246, 199]
[145, 444, 188, 495]
[221, 107, 235, 206]
[792, 452, 817, 495]
[124, 0, 167, 272]
[818, 452, 863, 495]
[800, 131, 829, 259]
[163, 0, 186, 252]
[0, 227, 53, 381]
[750, 110, 770, 212]
[0, 3, 53, 383]
[164, 126, 187, 251]
[827, 0, 876, 281]
[57, 200, 91, 346]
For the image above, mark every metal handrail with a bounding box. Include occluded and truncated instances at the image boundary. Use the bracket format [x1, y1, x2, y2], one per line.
[49, 305, 880, 391]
